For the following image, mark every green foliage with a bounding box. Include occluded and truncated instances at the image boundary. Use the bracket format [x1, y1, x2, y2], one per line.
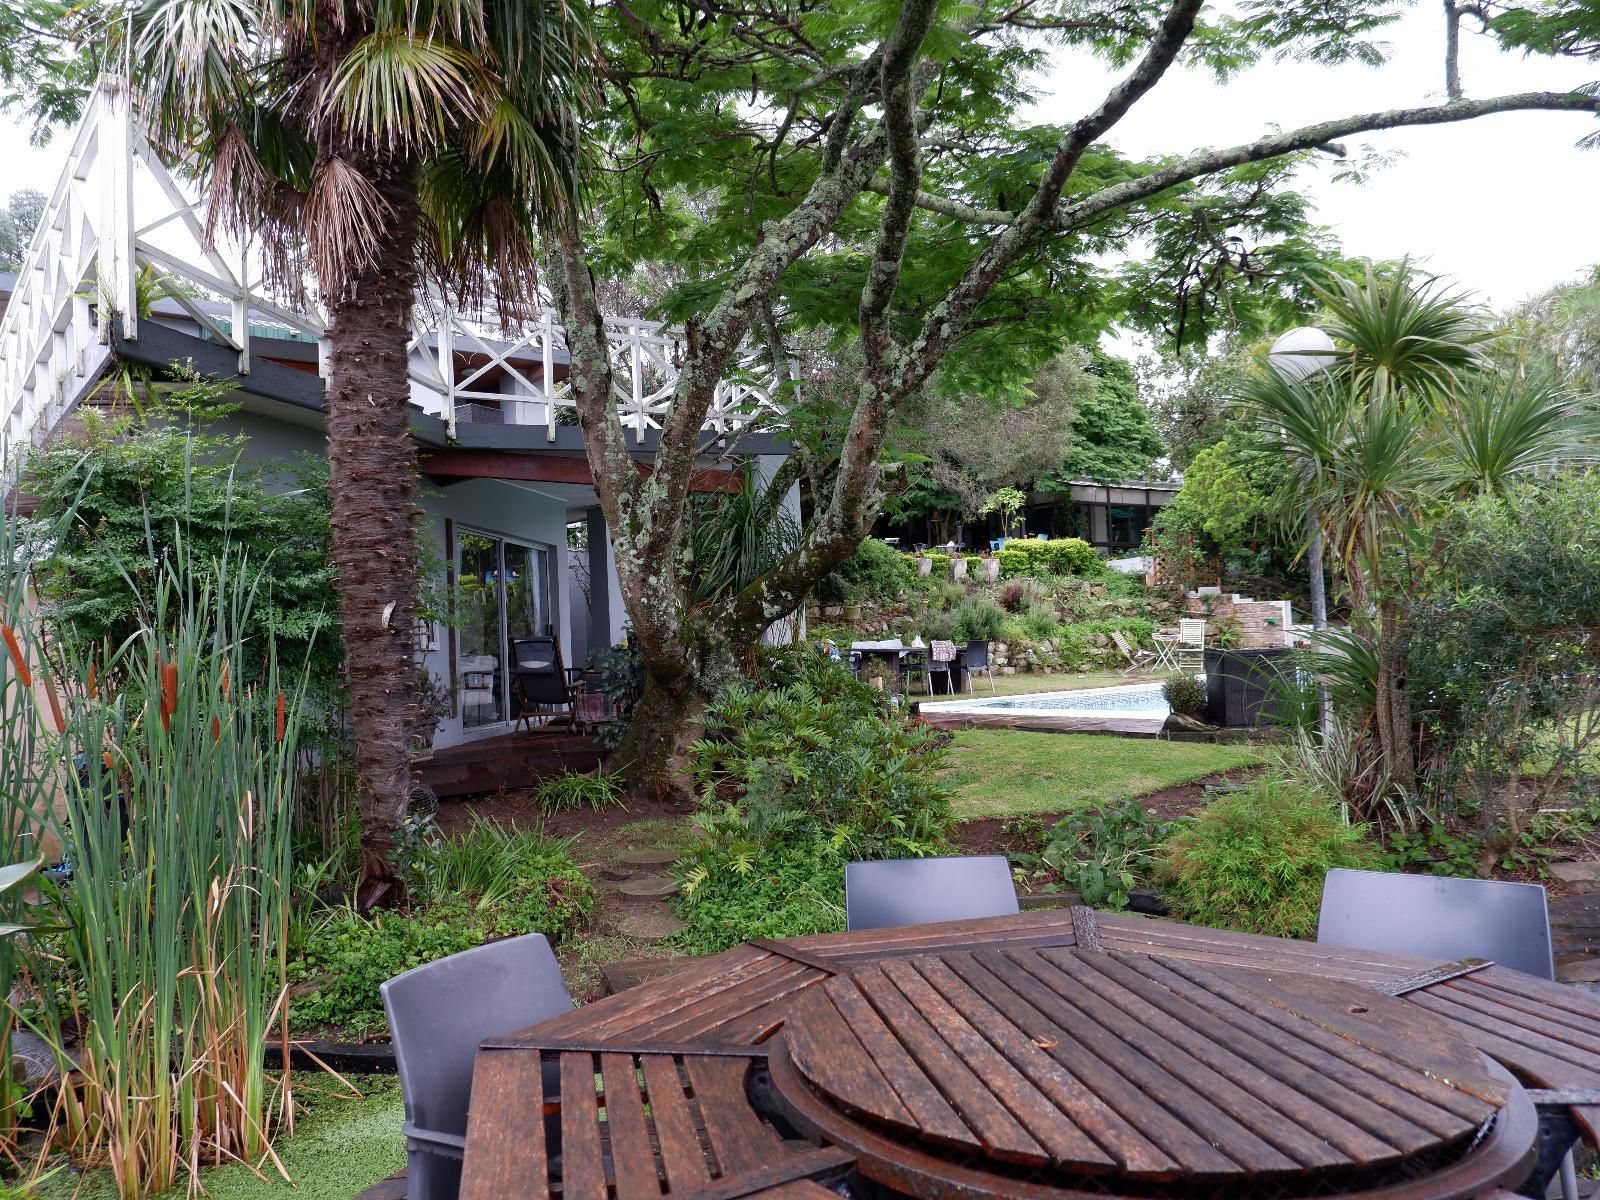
[292, 822, 592, 1036]
[1377, 824, 1487, 878]
[586, 639, 643, 751]
[687, 467, 801, 604]
[1019, 797, 1187, 908]
[1159, 778, 1378, 938]
[1017, 603, 1061, 642]
[0, 188, 45, 269]
[24, 385, 341, 717]
[676, 651, 953, 951]
[816, 538, 911, 604]
[996, 538, 1102, 579]
[1051, 352, 1166, 480]
[532, 770, 624, 814]
[670, 838, 847, 955]
[1163, 675, 1206, 718]
[952, 596, 1007, 643]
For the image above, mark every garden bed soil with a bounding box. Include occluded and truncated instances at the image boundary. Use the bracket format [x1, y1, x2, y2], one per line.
[435, 790, 689, 841]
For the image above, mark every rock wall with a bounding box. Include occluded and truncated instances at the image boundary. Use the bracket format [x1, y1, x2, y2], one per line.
[1183, 590, 1294, 649]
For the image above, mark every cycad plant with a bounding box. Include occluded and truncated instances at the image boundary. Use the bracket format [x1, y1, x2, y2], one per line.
[128, 0, 591, 902]
[12, 532, 307, 1198]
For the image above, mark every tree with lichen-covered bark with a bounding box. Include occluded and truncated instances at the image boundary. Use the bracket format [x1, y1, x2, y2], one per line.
[545, 0, 1600, 802]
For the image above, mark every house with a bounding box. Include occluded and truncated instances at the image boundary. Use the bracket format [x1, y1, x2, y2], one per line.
[0, 85, 797, 789]
[878, 479, 1180, 555]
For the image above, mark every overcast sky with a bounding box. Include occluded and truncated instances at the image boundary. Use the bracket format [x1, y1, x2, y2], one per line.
[1, 6, 1594, 311]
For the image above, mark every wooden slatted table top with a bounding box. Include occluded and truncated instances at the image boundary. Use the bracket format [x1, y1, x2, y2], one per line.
[779, 947, 1508, 1182]
[465, 908, 1600, 1200]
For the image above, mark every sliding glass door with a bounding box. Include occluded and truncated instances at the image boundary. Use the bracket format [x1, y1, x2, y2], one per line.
[457, 531, 556, 729]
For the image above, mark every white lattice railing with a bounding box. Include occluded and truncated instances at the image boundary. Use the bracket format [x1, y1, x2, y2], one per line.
[0, 80, 781, 460]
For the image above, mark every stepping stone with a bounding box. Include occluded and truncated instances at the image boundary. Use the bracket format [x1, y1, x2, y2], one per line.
[618, 875, 678, 898]
[596, 864, 633, 881]
[619, 849, 679, 867]
[618, 911, 685, 942]
[1549, 860, 1600, 892]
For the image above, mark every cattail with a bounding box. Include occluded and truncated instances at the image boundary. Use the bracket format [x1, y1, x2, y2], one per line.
[101, 750, 114, 771]
[86, 661, 97, 699]
[275, 692, 285, 743]
[221, 659, 230, 701]
[1, 625, 31, 687]
[162, 662, 178, 716]
[42, 672, 64, 734]
[212, 716, 221, 743]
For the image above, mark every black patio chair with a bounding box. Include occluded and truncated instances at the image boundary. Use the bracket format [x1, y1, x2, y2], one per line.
[902, 647, 932, 696]
[958, 639, 995, 694]
[511, 634, 580, 734]
[1316, 868, 1576, 1200]
[845, 855, 1020, 931]
[380, 933, 574, 1200]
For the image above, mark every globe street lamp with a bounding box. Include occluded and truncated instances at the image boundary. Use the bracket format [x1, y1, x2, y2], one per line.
[1270, 326, 1335, 734]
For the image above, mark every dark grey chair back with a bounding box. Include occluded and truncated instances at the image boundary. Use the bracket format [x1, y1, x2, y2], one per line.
[845, 855, 1019, 931]
[1317, 867, 1555, 979]
[511, 635, 567, 706]
[381, 933, 574, 1199]
[962, 639, 989, 670]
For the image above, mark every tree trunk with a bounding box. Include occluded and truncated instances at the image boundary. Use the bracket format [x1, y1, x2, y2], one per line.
[321, 162, 422, 908]
[613, 673, 705, 802]
[1373, 600, 1416, 798]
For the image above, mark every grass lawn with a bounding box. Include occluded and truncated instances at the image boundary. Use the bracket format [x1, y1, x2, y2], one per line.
[919, 669, 1169, 702]
[945, 729, 1265, 820]
[33, 1074, 404, 1200]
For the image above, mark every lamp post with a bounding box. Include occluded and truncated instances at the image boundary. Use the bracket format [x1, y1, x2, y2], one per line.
[1269, 326, 1336, 733]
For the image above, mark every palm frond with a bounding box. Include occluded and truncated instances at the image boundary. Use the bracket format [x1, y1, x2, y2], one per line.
[320, 31, 488, 151]
[1435, 366, 1600, 495]
[1315, 264, 1495, 399]
[302, 156, 395, 292]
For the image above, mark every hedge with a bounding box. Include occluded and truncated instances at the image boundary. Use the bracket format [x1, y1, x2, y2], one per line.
[996, 537, 1101, 578]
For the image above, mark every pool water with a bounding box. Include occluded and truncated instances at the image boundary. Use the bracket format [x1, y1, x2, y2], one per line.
[930, 681, 1175, 719]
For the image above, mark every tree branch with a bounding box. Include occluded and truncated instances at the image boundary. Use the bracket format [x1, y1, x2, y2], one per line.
[1062, 90, 1600, 230]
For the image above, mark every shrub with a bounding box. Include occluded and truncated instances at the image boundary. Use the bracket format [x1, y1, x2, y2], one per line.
[922, 608, 959, 642]
[291, 821, 593, 1035]
[952, 596, 1006, 643]
[816, 538, 910, 603]
[674, 838, 847, 954]
[1019, 797, 1188, 908]
[997, 538, 1102, 579]
[1158, 778, 1377, 938]
[998, 580, 1030, 612]
[678, 653, 953, 949]
[1018, 603, 1061, 642]
[533, 769, 624, 814]
[1163, 675, 1206, 718]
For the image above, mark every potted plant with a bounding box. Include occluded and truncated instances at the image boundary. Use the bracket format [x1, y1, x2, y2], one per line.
[844, 600, 862, 622]
[915, 552, 933, 577]
[951, 556, 968, 581]
[980, 554, 1000, 582]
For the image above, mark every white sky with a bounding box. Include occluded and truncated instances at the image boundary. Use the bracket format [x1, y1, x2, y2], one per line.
[1, 6, 1594, 311]
[1031, 5, 1600, 311]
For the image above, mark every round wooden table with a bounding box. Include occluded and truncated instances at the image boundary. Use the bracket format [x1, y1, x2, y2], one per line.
[460, 907, 1600, 1200]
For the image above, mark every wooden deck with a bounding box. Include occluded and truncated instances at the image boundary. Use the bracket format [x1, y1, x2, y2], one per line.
[415, 727, 606, 799]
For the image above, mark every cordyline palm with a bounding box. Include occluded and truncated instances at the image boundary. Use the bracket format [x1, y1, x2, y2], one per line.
[130, 0, 588, 902]
[1239, 268, 1592, 802]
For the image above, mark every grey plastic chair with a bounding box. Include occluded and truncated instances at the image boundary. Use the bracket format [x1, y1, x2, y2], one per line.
[381, 933, 574, 1200]
[845, 855, 1020, 931]
[1317, 868, 1577, 1200]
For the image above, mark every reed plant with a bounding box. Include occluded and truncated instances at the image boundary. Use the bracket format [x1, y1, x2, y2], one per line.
[10, 525, 308, 1197]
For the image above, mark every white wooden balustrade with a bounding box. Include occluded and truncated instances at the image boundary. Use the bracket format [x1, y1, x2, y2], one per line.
[0, 80, 780, 460]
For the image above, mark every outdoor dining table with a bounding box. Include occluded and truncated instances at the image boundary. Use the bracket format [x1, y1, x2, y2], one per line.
[458, 907, 1600, 1200]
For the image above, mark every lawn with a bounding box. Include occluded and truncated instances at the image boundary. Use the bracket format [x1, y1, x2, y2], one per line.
[34, 1075, 404, 1200]
[944, 729, 1265, 819]
[920, 669, 1168, 701]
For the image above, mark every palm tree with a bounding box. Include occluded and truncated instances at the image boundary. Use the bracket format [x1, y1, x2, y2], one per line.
[1239, 268, 1589, 801]
[130, 0, 590, 903]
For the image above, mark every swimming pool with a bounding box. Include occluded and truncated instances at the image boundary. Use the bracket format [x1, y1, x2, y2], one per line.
[927, 680, 1176, 720]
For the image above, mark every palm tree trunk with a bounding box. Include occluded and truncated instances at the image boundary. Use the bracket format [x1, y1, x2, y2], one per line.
[322, 161, 422, 906]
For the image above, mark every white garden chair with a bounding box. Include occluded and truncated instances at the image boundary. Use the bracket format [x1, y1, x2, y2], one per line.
[1176, 619, 1207, 671]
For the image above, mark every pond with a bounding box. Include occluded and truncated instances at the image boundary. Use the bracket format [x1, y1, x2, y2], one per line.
[929, 680, 1173, 720]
